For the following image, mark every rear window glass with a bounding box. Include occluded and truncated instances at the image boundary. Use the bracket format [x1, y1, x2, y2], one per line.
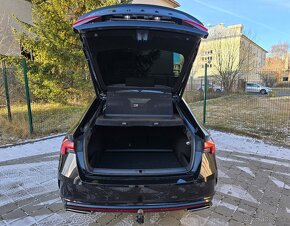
[84, 30, 199, 88]
[97, 49, 184, 86]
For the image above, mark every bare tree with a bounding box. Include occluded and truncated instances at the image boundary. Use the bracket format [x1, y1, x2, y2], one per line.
[208, 26, 257, 92]
[264, 42, 289, 81]
[269, 42, 289, 58]
[260, 72, 277, 87]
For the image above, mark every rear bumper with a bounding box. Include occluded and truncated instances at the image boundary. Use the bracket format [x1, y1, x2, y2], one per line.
[58, 152, 217, 213]
[64, 199, 212, 213]
[59, 173, 216, 212]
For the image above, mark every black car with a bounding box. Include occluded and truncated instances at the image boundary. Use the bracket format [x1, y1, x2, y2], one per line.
[58, 4, 217, 223]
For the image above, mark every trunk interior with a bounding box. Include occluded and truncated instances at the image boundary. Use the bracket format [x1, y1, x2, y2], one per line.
[85, 86, 194, 173]
[87, 125, 192, 170]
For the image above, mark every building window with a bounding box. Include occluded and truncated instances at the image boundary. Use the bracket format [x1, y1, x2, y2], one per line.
[203, 50, 213, 56]
[283, 77, 289, 82]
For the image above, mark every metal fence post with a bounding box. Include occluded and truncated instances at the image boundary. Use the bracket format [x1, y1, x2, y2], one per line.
[203, 63, 208, 125]
[190, 76, 193, 91]
[22, 58, 33, 134]
[2, 61, 12, 121]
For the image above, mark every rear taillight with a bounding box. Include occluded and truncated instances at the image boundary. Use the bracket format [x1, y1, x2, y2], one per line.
[60, 137, 75, 155]
[204, 139, 215, 154]
[183, 19, 208, 32]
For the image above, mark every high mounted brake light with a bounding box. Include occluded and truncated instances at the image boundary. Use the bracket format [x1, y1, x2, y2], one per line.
[204, 139, 215, 154]
[60, 137, 75, 155]
[73, 15, 101, 27]
[183, 19, 208, 32]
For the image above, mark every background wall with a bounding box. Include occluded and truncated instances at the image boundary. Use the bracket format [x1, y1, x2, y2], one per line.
[0, 0, 32, 56]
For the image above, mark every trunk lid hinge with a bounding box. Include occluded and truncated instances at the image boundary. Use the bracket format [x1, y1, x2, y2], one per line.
[172, 95, 180, 103]
[100, 92, 107, 100]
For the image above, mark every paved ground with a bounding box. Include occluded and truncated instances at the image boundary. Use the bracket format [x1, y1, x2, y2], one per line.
[0, 131, 290, 226]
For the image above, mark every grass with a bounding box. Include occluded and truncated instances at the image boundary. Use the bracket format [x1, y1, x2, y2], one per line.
[187, 94, 290, 147]
[0, 94, 289, 148]
[0, 103, 86, 145]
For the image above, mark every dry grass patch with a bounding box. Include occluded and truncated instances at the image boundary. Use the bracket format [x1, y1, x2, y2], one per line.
[0, 103, 86, 145]
[188, 94, 290, 147]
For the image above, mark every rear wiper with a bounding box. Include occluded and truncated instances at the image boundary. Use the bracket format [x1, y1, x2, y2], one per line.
[141, 90, 163, 94]
[116, 90, 139, 93]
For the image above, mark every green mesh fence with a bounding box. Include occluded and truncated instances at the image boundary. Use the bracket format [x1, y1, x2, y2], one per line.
[1, 65, 289, 147]
[184, 72, 290, 147]
[0, 66, 88, 145]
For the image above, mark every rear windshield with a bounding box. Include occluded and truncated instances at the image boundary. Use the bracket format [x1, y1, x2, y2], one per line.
[84, 29, 199, 88]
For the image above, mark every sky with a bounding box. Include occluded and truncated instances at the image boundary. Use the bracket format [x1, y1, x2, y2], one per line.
[178, 0, 290, 52]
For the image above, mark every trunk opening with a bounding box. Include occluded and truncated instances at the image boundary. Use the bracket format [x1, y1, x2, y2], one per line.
[86, 125, 193, 173]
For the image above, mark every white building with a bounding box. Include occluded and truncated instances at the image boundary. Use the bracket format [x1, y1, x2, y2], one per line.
[132, 0, 180, 8]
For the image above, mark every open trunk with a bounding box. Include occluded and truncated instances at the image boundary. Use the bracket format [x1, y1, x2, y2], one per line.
[83, 86, 194, 175]
[78, 25, 203, 176]
[87, 125, 193, 172]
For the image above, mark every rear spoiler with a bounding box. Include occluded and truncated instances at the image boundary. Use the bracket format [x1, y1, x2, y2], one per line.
[73, 4, 208, 38]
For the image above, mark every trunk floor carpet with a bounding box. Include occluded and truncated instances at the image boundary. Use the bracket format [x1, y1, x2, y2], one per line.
[96, 151, 182, 169]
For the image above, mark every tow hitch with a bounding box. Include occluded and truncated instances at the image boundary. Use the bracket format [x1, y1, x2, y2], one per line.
[136, 209, 144, 224]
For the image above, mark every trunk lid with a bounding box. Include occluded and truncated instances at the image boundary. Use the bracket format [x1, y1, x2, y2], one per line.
[74, 4, 208, 96]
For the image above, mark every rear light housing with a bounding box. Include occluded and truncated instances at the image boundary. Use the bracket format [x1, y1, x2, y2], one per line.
[204, 138, 215, 154]
[60, 137, 75, 155]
